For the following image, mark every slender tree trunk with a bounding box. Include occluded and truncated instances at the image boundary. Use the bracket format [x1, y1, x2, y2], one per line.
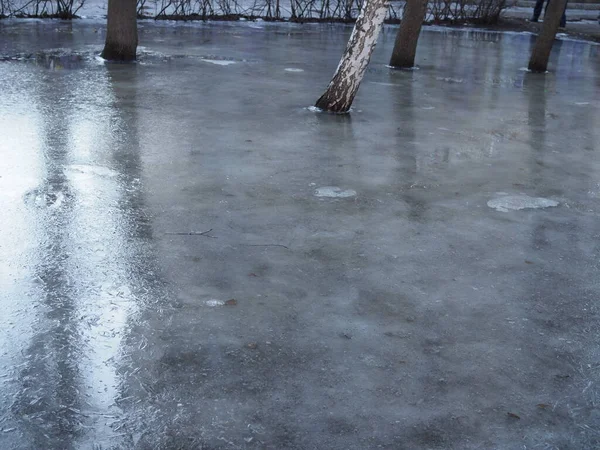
[315, 0, 390, 113]
[389, 0, 428, 68]
[528, 0, 567, 72]
[101, 0, 138, 61]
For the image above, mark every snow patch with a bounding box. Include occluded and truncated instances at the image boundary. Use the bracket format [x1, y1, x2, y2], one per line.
[205, 299, 225, 307]
[385, 64, 419, 71]
[487, 195, 559, 212]
[202, 59, 236, 66]
[315, 187, 357, 198]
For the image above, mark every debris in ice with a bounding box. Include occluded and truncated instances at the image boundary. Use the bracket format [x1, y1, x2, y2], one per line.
[314, 187, 356, 198]
[202, 59, 236, 66]
[205, 299, 225, 306]
[284, 68, 304, 72]
[67, 164, 118, 178]
[487, 195, 558, 212]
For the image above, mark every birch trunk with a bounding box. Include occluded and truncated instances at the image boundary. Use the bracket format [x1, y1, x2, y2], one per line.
[101, 0, 138, 61]
[315, 0, 390, 113]
[528, 0, 568, 72]
[389, 0, 428, 69]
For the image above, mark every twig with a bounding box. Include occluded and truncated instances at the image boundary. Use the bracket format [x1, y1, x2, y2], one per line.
[165, 229, 216, 238]
[239, 244, 290, 249]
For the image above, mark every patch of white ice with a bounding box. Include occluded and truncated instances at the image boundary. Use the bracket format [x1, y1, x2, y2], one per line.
[487, 195, 559, 212]
[436, 77, 463, 83]
[284, 68, 304, 72]
[202, 59, 236, 66]
[314, 187, 357, 198]
[205, 299, 225, 307]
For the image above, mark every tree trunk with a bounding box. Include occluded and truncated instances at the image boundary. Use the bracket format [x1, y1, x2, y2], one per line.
[101, 0, 138, 61]
[315, 0, 390, 113]
[528, 0, 568, 72]
[389, 0, 428, 68]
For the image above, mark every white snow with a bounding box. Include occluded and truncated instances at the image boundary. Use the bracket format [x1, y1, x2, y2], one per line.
[314, 187, 357, 198]
[487, 195, 559, 212]
[205, 299, 225, 306]
[202, 59, 236, 66]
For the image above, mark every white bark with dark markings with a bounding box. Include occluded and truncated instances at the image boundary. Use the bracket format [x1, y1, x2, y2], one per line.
[315, 0, 390, 113]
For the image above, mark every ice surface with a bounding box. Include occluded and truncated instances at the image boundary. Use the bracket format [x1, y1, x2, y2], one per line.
[0, 18, 599, 450]
[487, 195, 559, 212]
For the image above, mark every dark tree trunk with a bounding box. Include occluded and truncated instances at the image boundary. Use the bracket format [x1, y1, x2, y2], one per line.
[528, 0, 568, 72]
[101, 0, 138, 61]
[315, 0, 390, 114]
[389, 0, 428, 68]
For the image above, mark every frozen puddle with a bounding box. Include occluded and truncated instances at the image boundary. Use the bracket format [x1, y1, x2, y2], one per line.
[314, 187, 357, 198]
[487, 195, 559, 212]
[202, 59, 236, 66]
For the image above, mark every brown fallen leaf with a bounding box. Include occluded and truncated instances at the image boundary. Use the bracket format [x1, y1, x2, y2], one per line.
[225, 299, 237, 306]
[537, 403, 551, 409]
[507, 412, 521, 419]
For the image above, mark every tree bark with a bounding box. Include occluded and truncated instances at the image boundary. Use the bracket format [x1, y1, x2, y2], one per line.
[528, 0, 568, 72]
[315, 0, 390, 113]
[101, 0, 138, 61]
[389, 0, 427, 68]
